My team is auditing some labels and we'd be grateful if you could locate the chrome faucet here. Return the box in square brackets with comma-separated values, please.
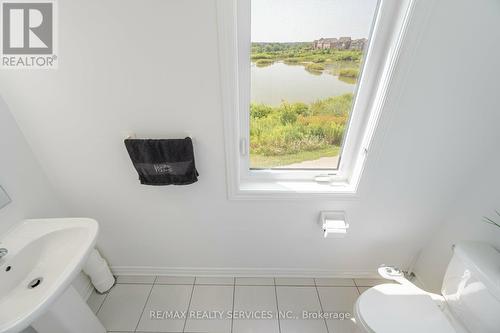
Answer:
[0, 248, 7, 259]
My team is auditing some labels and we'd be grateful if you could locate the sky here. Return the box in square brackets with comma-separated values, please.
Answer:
[251, 0, 379, 42]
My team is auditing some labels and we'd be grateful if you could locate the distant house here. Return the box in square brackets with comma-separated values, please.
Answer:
[313, 37, 367, 51]
[313, 38, 337, 49]
[350, 38, 368, 50]
[336, 37, 352, 49]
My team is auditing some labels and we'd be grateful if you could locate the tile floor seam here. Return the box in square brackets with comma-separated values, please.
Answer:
[314, 279, 330, 333]
[273, 277, 282, 333]
[133, 283, 155, 333]
[182, 277, 196, 333]
[95, 289, 110, 315]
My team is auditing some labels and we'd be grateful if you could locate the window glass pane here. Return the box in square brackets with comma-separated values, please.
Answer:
[250, 0, 378, 169]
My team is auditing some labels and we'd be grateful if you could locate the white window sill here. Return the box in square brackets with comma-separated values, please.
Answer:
[229, 179, 359, 200]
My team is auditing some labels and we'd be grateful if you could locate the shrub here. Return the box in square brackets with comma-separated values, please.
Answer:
[255, 59, 274, 67]
[312, 57, 326, 63]
[310, 93, 353, 116]
[334, 50, 362, 61]
[305, 63, 325, 73]
[251, 104, 273, 119]
[251, 53, 273, 60]
[279, 104, 298, 125]
[282, 102, 308, 115]
[339, 68, 359, 78]
[283, 58, 300, 65]
[249, 94, 354, 156]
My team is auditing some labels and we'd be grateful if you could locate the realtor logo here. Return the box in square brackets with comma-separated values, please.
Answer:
[1, 0, 57, 68]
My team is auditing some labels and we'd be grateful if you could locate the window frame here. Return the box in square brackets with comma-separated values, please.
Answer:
[217, 0, 416, 199]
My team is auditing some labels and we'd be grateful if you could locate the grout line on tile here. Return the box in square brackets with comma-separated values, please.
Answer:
[133, 283, 155, 333]
[95, 288, 110, 316]
[274, 278, 282, 333]
[182, 277, 196, 333]
[314, 279, 330, 333]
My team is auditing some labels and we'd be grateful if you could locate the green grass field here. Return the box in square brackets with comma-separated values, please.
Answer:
[250, 146, 340, 168]
[249, 94, 352, 168]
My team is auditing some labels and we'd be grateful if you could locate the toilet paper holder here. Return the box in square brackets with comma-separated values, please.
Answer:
[319, 211, 349, 238]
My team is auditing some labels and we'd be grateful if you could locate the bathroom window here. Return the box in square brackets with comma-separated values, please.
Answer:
[217, 0, 414, 198]
[249, 0, 377, 171]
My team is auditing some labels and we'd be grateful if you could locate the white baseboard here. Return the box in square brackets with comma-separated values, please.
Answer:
[110, 266, 380, 279]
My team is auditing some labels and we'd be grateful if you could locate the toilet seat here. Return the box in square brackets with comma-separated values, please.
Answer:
[354, 284, 458, 333]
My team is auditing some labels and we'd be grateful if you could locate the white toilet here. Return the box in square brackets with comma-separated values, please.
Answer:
[354, 241, 500, 333]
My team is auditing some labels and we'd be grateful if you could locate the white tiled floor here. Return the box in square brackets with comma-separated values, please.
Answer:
[184, 285, 234, 332]
[137, 284, 193, 332]
[88, 275, 391, 333]
[276, 286, 327, 333]
[317, 287, 360, 333]
[97, 284, 152, 331]
[233, 285, 279, 333]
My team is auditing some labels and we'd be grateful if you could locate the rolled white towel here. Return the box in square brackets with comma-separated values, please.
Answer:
[83, 249, 115, 293]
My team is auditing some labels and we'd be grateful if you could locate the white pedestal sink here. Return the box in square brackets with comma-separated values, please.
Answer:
[0, 218, 106, 333]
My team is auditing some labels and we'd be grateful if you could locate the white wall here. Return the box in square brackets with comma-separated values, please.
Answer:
[415, 157, 500, 292]
[0, 0, 498, 277]
[412, 0, 500, 292]
[0, 96, 64, 234]
[0, 96, 92, 332]
[0, 96, 67, 333]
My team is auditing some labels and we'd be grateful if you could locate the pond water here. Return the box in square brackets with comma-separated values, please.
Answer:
[251, 62, 355, 106]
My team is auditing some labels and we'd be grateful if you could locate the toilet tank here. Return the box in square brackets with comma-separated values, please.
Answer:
[441, 241, 500, 333]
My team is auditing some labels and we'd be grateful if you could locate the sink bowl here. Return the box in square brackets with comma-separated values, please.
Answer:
[0, 218, 99, 333]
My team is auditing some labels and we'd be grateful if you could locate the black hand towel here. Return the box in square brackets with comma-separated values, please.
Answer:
[124, 138, 199, 185]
